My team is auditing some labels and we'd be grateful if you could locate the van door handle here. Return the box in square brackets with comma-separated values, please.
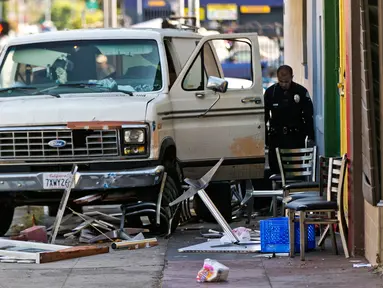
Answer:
[241, 96, 262, 104]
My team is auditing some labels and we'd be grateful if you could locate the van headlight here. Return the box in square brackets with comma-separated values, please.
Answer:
[124, 129, 145, 144]
[122, 128, 147, 157]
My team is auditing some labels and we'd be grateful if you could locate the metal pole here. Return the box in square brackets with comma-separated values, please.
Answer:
[103, 0, 110, 27]
[187, 0, 194, 26]
[179, 0, 184, 16]
[137, 0, 143, 23]
[45, 0, 51, 22]
[194, 0, 200, 27]
[111, 0, 117, 27]
[18, 0, 24, 27]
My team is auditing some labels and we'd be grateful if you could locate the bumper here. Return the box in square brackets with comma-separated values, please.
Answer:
[0, 165, 165, 192]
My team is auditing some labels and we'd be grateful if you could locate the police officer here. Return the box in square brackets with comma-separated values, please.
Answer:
[264, 65, 315, 174]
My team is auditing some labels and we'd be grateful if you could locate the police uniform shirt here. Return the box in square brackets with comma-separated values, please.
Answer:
[264, 82, 314, 146]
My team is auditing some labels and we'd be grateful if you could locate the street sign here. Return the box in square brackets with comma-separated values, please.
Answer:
[86, 0, 99, 10]
[206, 4, 238, 21]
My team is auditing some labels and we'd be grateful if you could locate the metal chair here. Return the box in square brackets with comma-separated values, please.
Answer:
[272, 146, 318, 214]
[241, 146, 318, 220]
[286, 154, 349, 261]
[281, 155, 330, 206]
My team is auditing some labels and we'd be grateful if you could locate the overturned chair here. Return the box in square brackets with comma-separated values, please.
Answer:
[286, 154, 349, 261]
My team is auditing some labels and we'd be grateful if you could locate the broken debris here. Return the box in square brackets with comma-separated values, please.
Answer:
[0, 238, 108, 264]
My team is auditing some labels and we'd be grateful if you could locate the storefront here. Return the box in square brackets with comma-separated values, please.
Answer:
[124, 0, 283, 36]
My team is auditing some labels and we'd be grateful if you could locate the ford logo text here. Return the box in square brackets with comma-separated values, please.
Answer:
[48, 139, 67, 148]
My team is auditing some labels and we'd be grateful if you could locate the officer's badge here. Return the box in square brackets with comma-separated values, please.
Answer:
[294, 94, 300, 103]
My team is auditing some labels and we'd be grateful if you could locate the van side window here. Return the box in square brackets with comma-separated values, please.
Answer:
[182, 42, 221, 91]
[164, 39, 177, 88]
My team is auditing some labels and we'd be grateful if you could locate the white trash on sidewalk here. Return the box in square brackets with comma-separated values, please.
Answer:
[196, 258, 229, 283]
[220, 226, 251, 244]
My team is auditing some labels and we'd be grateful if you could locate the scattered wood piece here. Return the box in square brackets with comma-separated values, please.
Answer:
[0, 239, 70, 263]
[39, 246, 109, 264]
[111, 238, 158, 250]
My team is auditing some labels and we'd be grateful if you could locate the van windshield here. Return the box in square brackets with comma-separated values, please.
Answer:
[0, 39, 162, 96]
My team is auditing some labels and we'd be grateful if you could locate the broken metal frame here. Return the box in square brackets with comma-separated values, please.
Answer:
[240, 179, 284, 223]
[171, 158, 260, 246]
[49, 164, 78, 244]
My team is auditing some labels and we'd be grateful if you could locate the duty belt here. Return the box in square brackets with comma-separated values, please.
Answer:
[270, 126, 300, 135]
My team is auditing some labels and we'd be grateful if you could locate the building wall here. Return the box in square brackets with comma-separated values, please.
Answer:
[283, 0, 304, 84]
[339, 0, 349, 224]
[358, 0, 383, 265]
[364, 201, 382, 264]
[283, 0, 326, 158]
[323, 0, 340, 157]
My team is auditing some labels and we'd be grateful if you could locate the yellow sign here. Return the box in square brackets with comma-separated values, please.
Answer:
[184, 7, 205, 21]
[148, 0, 166, 7]
[206, 3, 238, 20]
[240, 5, 271, 14]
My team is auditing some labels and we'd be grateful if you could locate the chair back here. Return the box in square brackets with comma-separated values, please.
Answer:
[276, 146, 318, 186]
[326, 154, 348, 205]
[318, 156, 331, 196]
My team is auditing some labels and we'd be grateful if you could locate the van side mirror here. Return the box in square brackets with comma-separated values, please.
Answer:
[206, 76, 228, 93]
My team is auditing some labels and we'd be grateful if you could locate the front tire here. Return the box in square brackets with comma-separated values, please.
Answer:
[161, 160, 183, 234]
[0, 201, 15, 236]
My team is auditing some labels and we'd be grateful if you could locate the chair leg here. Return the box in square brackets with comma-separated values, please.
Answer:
[272, 196, 278, 217]
[328, 212, 338, 255]
[337, 211, 350, 258]
[288, 209, 295, 258]
[318, 224, 330, 249]
[299, 211, 306, 261]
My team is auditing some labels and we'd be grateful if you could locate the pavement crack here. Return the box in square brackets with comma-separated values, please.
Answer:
[261, 259, 273, 288]
[60, 258, 80, 288]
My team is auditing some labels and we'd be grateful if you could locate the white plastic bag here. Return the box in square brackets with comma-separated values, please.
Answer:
[196, 258, 229, 283]
[220, 227, 251, 244]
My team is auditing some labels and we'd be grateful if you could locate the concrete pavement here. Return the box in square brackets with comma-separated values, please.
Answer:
[0, 239, 167, 288]
[0, 207, 382, 288]
[162, 222, 383, 288]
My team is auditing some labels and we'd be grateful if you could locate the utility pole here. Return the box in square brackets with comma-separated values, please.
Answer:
[187, 0, 199, 27]
[137, 0, 143, 23]
[111, 0, 117, 27]
[179, 0, 184, 19]
[17, 0, 25, 26]
[45, 0, 51, 22]
[103, 0, 110, 27]
[194, 0, 200, 27]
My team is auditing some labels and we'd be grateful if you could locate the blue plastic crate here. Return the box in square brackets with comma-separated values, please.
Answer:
[260, 217, 316, 253]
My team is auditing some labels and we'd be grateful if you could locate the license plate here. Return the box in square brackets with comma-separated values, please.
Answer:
[42, 173, 73, 190]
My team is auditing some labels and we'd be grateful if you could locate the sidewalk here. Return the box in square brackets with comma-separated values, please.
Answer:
[163, 225, 382, 288]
